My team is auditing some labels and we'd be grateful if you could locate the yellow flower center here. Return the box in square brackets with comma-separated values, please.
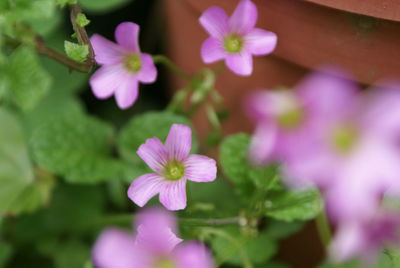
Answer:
[224, 35, 244, 54]
[124, 53, 142, 73]
[154, 257, 176, 268]
[330, 124, 358, 154]
[277, 108, 304, 129]
[164, 161, 185, 181]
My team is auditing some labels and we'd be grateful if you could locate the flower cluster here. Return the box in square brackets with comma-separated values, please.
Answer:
[246, 67, 400, 262]
[92, 208, 214, 268]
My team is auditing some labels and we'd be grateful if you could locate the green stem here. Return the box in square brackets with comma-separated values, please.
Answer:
[316, 211, 332, 247]
[180, 217, 239, 226]
[153, 55, 192, 81]
[76, 214, 240, 230]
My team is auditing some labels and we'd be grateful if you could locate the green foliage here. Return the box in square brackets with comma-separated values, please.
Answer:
[64, 41, 89, 62]
[0, 240, 12, 267]
[212, 229, 277, 266]
[266, 188, 323, 222]
[220, 133, 277, 196]
[0, 108, 34, 215]
[56, 0, 77, 7]
[75, 13, 90, 27]
[31, 112, 125, 184]
[79, 0, 133, 13]
[6, 47, 51, 110]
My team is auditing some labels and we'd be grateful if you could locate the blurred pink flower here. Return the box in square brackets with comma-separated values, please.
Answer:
[90, 22, 157, 109]
[92, 208, 214, 268]
[128, 124, 217, 210]
[199, 0, 277, 76]
[247, 69, 400, 262]
[330, 213, 399, 263]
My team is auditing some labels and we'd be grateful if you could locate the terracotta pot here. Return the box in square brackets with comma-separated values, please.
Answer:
[163, 0, 400, 267]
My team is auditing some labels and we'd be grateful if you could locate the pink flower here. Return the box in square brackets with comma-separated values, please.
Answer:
[92, 208, 215, 268]
[330, 213, 399, 263]
[199, 0, 277, 76]
[128, 124, 217, 210]
[90, 22, 157, 109]
[246, 68, 356, 175]
[247, 68, 400, 262]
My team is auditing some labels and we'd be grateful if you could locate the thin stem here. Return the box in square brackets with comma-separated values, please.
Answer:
[180, 217, 239, 227]
[70, 4, 95, 68]
[153, 55, 192, 81]
[316, 210, 332, 247]
[3, 4, 95, 73]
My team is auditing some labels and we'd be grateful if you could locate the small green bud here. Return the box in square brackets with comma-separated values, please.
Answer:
[64, 41, 89, 62]
[76, 13, 90, 27]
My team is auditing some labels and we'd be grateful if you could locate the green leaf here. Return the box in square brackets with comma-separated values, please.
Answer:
[75, 13, 90, 27]
[57, 0, 77, 7]
[220, 133, 277, 196]
[211, 227, 277, 266]
[64, 41, 89, 62]
[117, 111, 194, 181]
[31, 113, 125, 184]
[7, 47, 51, 110]
[8, 0, 56, 21]
[79, 0, 133, 13]
[266, 188, 323, 221]
[0, 108, 34, 215]
[0, 240, 12, 267]
[52, 239, 90, 268]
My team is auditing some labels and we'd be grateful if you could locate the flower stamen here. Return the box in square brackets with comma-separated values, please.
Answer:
[164, 161, 185, 181]
[224, 35, 244, 54]
[124, 53, 142, 73]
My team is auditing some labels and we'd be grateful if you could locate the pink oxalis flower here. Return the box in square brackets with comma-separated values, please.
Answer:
[246, 68, 400, 262]
[92, 208, 214, 268]
[330, 213, 399, 263]
[128, 124, 217, 210]
[199, 0, 277, 76]
[90, 22, 157, 109]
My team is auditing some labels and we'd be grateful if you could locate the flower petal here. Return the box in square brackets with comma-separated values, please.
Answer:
[115, 76, 139, 109]
[137, 138, 169, 173]
[296, 67, 358, 120]
[173, 242, 215, 268]
[165, 124, 192, 161]
[137, 53, 157, 83]
[229, 0, 258, 35]
[249, 123, 277, 165]
[135, 224, 182, 255]
[115, 22, 140, 53]
[92, 228, 138, 268]
[159, 179, 187, 211]
[201, 37, 226, 63]
[184, 154, 217, 182]
[245, 28, 277, 55]
[89, 65, 128, 99]
[90, 34, 124, 65]
[199, 6, 229, 38]
[225, 52, 253, 76]
[127, 173, 165, 207]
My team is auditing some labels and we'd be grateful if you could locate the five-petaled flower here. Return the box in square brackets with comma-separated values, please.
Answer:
[92, 208, 214, 268]
[90, 22, 157, 109]
[128, 124, 217, 210]
[199, 0, 277, 76]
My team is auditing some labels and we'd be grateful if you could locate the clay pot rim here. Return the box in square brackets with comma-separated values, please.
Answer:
[305, 0, 400, 22]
